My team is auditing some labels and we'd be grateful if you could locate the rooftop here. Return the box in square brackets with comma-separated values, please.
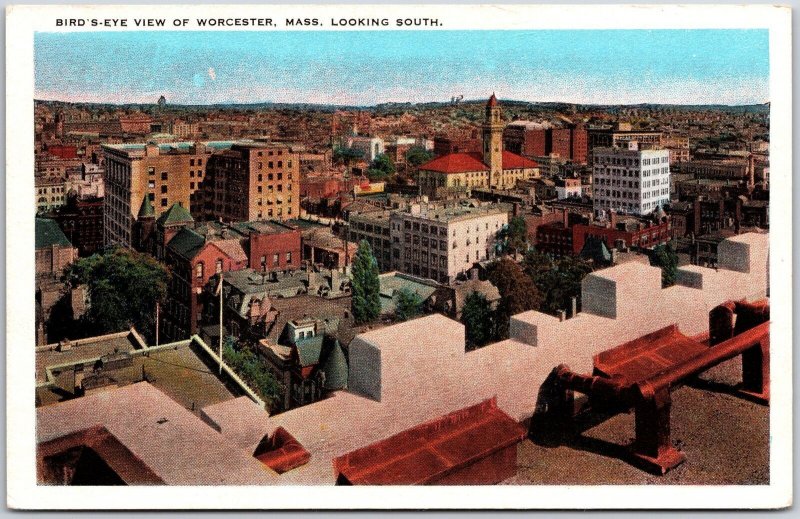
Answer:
[419, 151, 538, 174]
[35, 218, 72, 249]
[37, 383, 279, 485]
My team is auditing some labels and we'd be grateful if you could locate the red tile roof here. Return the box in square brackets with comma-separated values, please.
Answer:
[419, 151, 538, 174]
[487, 93, 498, 107]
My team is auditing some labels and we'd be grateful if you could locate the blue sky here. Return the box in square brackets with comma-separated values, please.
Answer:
[35, 30, 769, 106]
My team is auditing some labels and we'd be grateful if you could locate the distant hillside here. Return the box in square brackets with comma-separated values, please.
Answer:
[34, 98, 770, 115]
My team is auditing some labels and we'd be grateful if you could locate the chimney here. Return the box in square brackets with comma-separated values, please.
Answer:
[609, 209, 618, 230]
[558, 310, 566, 322]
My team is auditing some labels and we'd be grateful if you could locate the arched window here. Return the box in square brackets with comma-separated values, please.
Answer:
[196, 262, 204, 279]
[216, 259, 223, 274]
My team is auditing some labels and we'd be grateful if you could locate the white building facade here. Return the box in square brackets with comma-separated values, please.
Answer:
[592, 146, 670, 217]
[389, 203, 507, 284]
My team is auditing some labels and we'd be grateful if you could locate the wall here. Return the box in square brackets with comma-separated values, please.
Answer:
[49, 231, 764, 485]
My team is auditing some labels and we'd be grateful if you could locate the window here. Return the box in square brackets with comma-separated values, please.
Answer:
[215, 259, 223, 274]
[190, 159, 195, 166]
[161, 172, 168, 180]
[286, 252, 292, 264]
[148, 180, 155, 189]
[198, 159, 202, 166]
[161, 185, 168, 194]
[148, 167, 155, 176]
[190, 182, 195, 189]
[260, 256, 267, 271]
[161, 198, 168, 207]
[273, 253, 279, 266]
[196, 263, 204, 279]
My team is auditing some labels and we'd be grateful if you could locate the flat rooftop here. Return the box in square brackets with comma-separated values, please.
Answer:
[37, 339, 238, 411]
[504, 357, 768, 485]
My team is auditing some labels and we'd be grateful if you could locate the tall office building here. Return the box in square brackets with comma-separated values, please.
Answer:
[592, 145, 671, 217]
[200, 141, 300, 223]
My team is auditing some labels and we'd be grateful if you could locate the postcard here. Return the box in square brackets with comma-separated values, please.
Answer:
[6, 3, 792, 510]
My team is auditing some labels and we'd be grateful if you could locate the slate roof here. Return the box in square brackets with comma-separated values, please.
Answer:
[579, 236, 612, 264]
[157, 203, 193, 225]
[137, 195, 155, 218]
[295, 335, 325, 368]
[35, 218, 72, 249]
[321, 340, 348, 390]
[167, 227, 206, 259]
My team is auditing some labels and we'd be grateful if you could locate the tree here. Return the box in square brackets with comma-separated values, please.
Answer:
[461, 291, 493, 350]
[523, 249, 593, 316]
[366, 154, 396, 181]
[222, 336, 284, 413]
[332, 146, 364, 166]
[64, 247, 169, 342]
[351, 240, 381, 324]
[503, 216, 529, 256]
[488, 257, 542, 339]
[395, 288, 423, 321]
[405, 146, 434, 168]
[650, 243, 679, 288]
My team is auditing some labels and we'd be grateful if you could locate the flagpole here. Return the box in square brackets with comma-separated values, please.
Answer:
[219, 272, 223, 375]
[155, 302, 159, 347]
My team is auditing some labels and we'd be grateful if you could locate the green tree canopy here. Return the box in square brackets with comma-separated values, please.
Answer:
[395, 288, 423, 321]
[488, 257, 542, 339]
[64, 247, 169, 341]
[222, 336, 284, 413]
[366, 154, 396, 181]
[351, 240, 381, 324]
[404, 146, 434, 168]
[461, 291, 494, 350]
[650, 243, 679, 288]
[502, 216, 529, 256]
[333, 146, 365, 165]
[523, 249, 593, 316]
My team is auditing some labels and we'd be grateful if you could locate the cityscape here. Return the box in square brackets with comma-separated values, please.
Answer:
[32, 28, 771, 487]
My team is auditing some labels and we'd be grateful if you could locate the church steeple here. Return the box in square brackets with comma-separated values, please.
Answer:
[482, 94, 503, 188]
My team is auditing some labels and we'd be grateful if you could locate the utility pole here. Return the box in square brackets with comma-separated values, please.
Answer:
[218, 272, 224, 375]
[155, 302, 159, 347]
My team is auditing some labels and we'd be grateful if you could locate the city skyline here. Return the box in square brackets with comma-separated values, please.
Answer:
[35, 29, 769, 106]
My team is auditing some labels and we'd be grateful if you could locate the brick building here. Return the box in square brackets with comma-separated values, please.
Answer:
[536, 213, 671, 257]
[159, 207, 301, 341]
[503, 122, 587, 164]
[102, 141, 223, 248]
[200, 141, 300, 223]
[418, 96, 539, 200]
[53, 195, 104, 257]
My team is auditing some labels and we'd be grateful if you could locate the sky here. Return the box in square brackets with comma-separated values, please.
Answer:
[34, 30, 769, 106]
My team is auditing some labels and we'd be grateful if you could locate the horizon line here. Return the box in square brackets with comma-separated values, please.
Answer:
[34, 97, 771, 109]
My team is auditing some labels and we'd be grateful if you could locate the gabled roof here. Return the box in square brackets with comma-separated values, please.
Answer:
[295, 335, 325, 368]
[579, 236, 612, 264]
[35, 218, 72, 249]
[157, 203, 193, 225]
[166, 227, 206, 260]
[210, 239, 247, 263]
[419, 151, 539, 174]
[138, 195, 155, 218]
